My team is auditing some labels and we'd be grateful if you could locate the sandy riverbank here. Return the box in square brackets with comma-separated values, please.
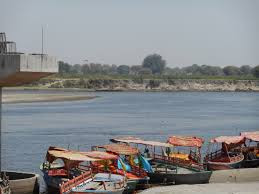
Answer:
[140, 182, 259, 194]
[29, 78, 259, 92]
[2, 93, 97, 104]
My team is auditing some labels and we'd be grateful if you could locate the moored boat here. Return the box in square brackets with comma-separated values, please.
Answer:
[82, 150, 137, 194]
[60, 172, 126, 194]
[240, 131, 259, 168]
[111, 136, 204, 170]
[204, 136, 245, 170]
[110, 136, 210, 185]
[167, 135, 204, 168]
[40, 146, 99, 193]
[147, 162, 211, 185]
[92, 144, 150, 191]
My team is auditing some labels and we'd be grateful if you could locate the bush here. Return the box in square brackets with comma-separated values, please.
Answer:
[149, 80, 161, 89]
[253, 66, 259, 78]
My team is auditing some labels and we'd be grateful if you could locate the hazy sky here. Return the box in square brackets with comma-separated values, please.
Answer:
[1, 0, 258, 67]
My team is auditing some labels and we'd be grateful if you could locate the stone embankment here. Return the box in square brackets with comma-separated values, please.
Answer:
[31, 79, 259, 92]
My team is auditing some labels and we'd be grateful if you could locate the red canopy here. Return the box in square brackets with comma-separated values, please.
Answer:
[168, 136, 204, 148]
[82, 151, 118, 160]
[241, 131, 259, 142]
[46, 146, 100, 163]
[111, 136, 174, 148]
[210, 136, 245, 145]
[96, 144, 139, 155]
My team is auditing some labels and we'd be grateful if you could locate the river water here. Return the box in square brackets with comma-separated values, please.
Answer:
[2, 91, 259, 191]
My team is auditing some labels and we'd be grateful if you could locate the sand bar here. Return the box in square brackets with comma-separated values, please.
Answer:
[2, 93, 96, 104]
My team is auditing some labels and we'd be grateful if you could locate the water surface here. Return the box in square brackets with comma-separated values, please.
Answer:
[2, 91, 259, 191]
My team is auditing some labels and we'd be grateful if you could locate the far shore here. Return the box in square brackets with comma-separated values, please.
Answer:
[4, 78, 259, 92]
[2, 92, 97, 104]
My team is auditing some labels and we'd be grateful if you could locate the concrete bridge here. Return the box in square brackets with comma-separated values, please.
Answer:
[0, 54, 58, 87]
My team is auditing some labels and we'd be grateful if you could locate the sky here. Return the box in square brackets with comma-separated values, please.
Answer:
[1, 0, 258, 67]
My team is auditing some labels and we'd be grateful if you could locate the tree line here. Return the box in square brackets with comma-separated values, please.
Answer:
[59, 54, 259, 78]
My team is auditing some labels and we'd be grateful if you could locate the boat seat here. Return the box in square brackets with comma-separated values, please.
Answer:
[80, 181, 102, 190]
[170, 153, 190, 161]
[48, 169, 68, 177]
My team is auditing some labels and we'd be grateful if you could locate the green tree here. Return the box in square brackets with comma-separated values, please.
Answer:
[58, 61, 71, 74]
[183, 64, 202, 75]
[117, 65, 130, 75]
[138, 67, 152, 75]
[81, 64, 90, 74]
[200, 65, 223, 76]
[142, 54, 166, 74]
[253, 65, 259, 78]
[223, 66, 241, 76]
[130, 65, 142, 75]
[240, 65, 251, 75]
[70, 64, 82, 74]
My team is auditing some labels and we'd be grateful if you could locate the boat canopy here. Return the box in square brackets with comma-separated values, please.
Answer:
[96, 144, 139, 155]
[46, 147, 100, 163]
[111, 136, 174, 148]
[210, 136, 245, 145]
[241, 131, 259, 142]
[167, 136, 204, 148]
[82, 151, 118, 160]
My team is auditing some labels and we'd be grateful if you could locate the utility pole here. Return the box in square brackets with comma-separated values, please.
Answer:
[0, 87, 2, 175]
[41, 26, 44, 68]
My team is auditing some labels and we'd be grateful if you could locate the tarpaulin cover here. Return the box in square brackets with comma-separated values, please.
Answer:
[138, 155, 153, 173]
[168, 136, 204, 148]
[82, 151, 118, 160]
[46, 147, 100, 163]
[241, 131, 259, 142]
[97, 144, 139, 155]
[111, 136, 174, 147]
[210, 136, 245, 145]
[117, 158, 131, 172]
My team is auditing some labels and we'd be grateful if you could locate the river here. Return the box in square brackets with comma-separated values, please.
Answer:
[2, 91, 259, 191]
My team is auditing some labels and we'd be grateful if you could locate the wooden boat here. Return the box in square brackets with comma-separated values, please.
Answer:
[111, 136, 204, 170]
[166, 136, 204, 168]
[81, 150, 138, 194]
[110, 136, 210, 185]
[205, 136, 245, 171]
[92, 144, 150, 191]
[240, 131, 259, 168]
[148, 162, 211, 185]
[60, 172, 126, 194]
[40, 146, 100, 192]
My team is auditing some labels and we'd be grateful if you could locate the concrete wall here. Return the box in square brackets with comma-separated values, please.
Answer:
[0, 54, 20, 79]
[0, 54, 58, 87]
[20, 54, 58, 73]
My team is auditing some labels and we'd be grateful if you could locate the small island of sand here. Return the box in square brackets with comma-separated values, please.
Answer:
[2, 91, 97, 104]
